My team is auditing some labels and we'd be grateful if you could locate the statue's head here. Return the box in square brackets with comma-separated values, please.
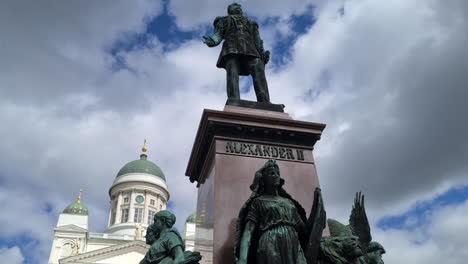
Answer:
[321, 219, 364, 263]
[366, 241, 385, 264]
[250, 159, 285, 194]
[145, 224, 156, 245]
[342, 236, 363, 258]
[227, 3, 243, 15]
[320, 236, 363, 264]
[153, 210, 176, 231]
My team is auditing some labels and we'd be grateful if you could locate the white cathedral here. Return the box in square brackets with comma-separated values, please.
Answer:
[48, 143, 197, 264]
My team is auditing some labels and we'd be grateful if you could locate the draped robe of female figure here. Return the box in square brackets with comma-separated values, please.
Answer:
[235, 161, 310, 264]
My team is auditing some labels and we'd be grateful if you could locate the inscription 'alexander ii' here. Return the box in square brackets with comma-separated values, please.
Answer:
[225, 141, 305, 161]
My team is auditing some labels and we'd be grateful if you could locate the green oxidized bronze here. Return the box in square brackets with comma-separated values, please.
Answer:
[318, 193, 385, 264]
[203, 3, 271, 104]
[235, 159, 327, 264]
[140, 210, 202, 264]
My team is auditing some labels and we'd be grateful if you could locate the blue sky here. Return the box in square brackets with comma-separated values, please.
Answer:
[109, 1, 317, 73]
[1, 0, 468, 263]
[378, 185, 468, 233]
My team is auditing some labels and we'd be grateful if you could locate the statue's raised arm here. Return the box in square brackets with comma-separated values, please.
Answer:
[202, 16, 225, 47]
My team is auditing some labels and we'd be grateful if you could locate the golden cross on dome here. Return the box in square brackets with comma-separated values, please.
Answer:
[77, 189, 83, 203]
[142, 139, 148, 153]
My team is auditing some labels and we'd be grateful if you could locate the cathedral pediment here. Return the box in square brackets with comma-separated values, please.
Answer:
[59, 240, 149, 264]
[55, 224, 88, 233]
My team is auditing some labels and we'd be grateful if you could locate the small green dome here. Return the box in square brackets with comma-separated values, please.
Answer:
[116, 154, 166, 181]
[63, 200, 89, 215]
[186, 212, 196, 223]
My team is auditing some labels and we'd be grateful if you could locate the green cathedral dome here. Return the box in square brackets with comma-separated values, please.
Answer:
[63, 192, 89, 215]
[186, 212, 196, 223]
[116, 154, 166, 181]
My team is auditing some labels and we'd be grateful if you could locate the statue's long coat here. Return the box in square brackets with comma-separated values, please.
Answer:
[212, 15, 264, 75]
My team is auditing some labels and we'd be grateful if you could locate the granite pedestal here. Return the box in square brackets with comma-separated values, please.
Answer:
[186, 106, 326, 264]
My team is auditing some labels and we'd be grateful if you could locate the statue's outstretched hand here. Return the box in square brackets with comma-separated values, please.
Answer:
[263, 50, 270, 65]
[203, 36, 216, 47]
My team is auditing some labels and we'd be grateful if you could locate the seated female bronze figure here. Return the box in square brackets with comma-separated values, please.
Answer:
[235, 159, 326, 264]
[140, 210, 201, 264]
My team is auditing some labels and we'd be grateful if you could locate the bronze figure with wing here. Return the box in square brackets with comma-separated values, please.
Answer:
[235, 159, 327, 264]
[349, 192, 385, 264]
[318, 192, 385, 264]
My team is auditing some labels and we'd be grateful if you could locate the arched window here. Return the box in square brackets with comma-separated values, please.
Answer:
[60, 243, 72, 258]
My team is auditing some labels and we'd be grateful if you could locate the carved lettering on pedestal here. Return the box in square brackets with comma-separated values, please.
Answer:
[224, 141, 308, 162]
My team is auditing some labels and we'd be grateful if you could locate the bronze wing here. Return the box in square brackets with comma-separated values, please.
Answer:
[349, 192, 372, 249]
[305, 187, 327, 264]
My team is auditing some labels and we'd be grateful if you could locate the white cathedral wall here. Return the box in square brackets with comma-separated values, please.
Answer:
[57, 214, 88, 230]
[95, 251, 145, 264]
[85, 235, 133, 252]
[48, 233, 87, 264]
[184, 222, 196, 251]
[85, 243, 111, 252]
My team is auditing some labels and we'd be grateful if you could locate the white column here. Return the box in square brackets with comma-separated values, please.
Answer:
[129, 189, 136, 223]
[160, 193, 166, 210]
[143, 190, 149, 225]
[156, 194, 161, 212]
[115, 191, 122, 224]
[106, 199, 113, 227]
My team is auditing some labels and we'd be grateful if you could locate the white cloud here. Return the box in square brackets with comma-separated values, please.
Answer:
[0, 247, 24, 264]
[0, 0, 163, 106]
[265, 0, 468, 217]
[168, 0, 318, 31]
[0, 184, 55, 262]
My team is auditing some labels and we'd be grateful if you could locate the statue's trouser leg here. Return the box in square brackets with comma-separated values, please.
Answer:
[248, 57, 270, 103]
[225, 56, 240, 100]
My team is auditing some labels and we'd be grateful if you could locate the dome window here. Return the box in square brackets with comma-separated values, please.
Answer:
[121, 209, 129, 223]
[148, 210, 156, 224]
[134, 208, 143, 223]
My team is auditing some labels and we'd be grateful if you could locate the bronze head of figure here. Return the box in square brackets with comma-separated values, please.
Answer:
[249, 159, 285, 194]
[227, 3, 243, 15]
[366, 242, 385, 264]
[153, 210, 176, 232]
[319, 236, 363, 264]
[145, 224, 157, 245]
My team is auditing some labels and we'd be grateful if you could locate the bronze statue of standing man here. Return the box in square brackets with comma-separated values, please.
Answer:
[203, 3, 271, 104]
